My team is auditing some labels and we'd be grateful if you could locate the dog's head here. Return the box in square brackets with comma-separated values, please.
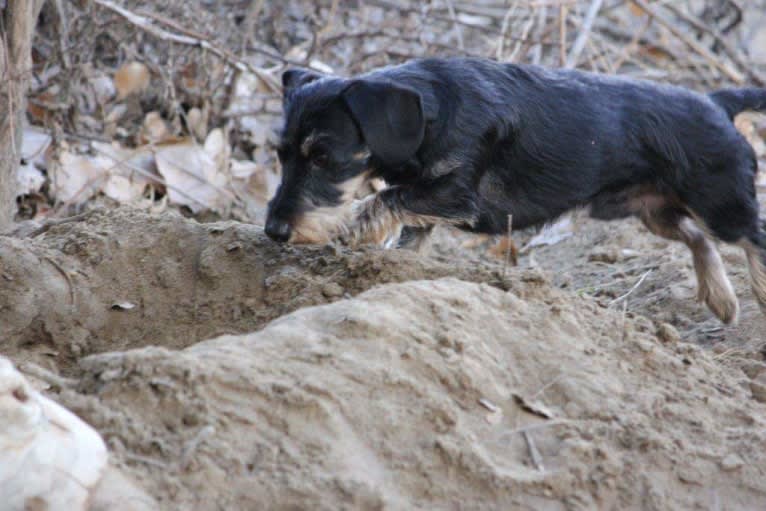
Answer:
[264, 68, 425, 243]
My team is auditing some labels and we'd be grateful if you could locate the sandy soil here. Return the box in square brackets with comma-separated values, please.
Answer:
[3, 208, 766, 510]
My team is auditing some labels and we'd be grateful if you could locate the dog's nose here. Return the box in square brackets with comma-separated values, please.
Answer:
[265, 218, 292, 243]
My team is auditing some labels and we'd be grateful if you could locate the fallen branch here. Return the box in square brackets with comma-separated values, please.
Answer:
[91, 0, 281, 92]
[631, 0, 745, 84]
[610, 269, 653, 307]
[565, 0, 604, 69]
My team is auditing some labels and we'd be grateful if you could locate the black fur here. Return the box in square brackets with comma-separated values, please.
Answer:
[269, 57, 765, 241]
[266, 57, 766, 321]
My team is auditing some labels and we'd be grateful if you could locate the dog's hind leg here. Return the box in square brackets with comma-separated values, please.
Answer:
[640, 206, 739, 324]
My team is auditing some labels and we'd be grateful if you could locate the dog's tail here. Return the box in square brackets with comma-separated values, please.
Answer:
[709, 87, 766, 120]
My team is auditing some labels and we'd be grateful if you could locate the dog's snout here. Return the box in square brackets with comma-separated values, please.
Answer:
[265, 217, 292, 243]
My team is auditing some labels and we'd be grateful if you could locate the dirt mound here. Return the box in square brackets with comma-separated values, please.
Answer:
[1, 208, 507, 371]
[4, 209, 766, 510]
[53, 278, 766, 510]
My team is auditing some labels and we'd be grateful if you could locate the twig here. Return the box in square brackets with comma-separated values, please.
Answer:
[631, 0, 744, 84]
[443, 0, 464, 51]
[179, 425, 215, 472]
[19, 362, 77, 389]
[91, 0, 280, 92]
[531, 373, 566, 399]
[497, 0, 521, 60]
[501, 419, 571, 439]
[29, 210, 92, 237]
[123, 452, 170, 470]
[523, 431, 545, 471]
[559, 4, 568, 66]
[610, 269, 652, 306]
[52, 0, 71, 69]
[565, 0, 604, 69]
[43, 255, 75, 308]
[612, 16, 651, 71]
[532, 5, 548, 65]
[661, 2, 766, 87]
[508, 7, 538, 63]
[503, 214, 517, 278]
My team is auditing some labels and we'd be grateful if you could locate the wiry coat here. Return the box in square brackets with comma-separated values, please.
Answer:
[266, 57, 766, 324]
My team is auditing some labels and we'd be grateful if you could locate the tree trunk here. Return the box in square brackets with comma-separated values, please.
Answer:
[0, 0, 44, 231]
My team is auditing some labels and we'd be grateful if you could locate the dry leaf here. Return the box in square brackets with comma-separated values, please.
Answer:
[154, 130, 232, 213]
[114, 61, 150, 100]
[48, 142, 154, 204]
[50, 149, 110, 203]
[90, 73, 116, 105]
[139, 112, 173, 145]
[521, 216, 573, 253]
[628, 1, 645, 16]
[186, 107, 208, 141]
[92, 142, 155, 203]
[110, 301, 136, 311]
[17, 126, 51, 196]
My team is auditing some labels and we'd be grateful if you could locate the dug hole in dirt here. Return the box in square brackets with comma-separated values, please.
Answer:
[3, 208, 766, 510]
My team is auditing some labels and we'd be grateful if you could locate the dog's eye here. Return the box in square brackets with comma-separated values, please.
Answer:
[311, 151, 329, 169]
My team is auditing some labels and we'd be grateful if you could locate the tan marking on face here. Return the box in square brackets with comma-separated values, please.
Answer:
[289, 173, 370, 244]
[337, 173, 369, 202]
[290, 204, 353, 244]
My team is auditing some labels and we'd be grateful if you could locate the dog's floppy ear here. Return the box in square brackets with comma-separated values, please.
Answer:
[341, 80, 425, 166]
[282, 68, 322, 93]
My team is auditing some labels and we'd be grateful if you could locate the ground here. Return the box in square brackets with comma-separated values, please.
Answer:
[6, 2, 766, 507]
[3, 204, 766, 510]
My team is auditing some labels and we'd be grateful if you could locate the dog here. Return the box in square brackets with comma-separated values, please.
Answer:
[265, 57, 766, 324]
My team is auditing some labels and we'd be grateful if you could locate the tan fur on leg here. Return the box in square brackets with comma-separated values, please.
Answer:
[345, 192, 464, 248]
[640, 207, 739, 324]
[678, 219, 739, 324]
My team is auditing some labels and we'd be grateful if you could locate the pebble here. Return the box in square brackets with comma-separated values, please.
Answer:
[740, 361, 766, 380]
[720, 453, 744, 471]
[749, 380, 766, 403]
[588, 248, 620, 264]
[321, 282, 345, 298]
[656, 323, 681, 344]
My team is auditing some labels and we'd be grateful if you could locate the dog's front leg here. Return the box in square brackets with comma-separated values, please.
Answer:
[344, 177, 478, 247]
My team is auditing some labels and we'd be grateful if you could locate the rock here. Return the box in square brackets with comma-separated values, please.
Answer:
[656, 323, 681, 344]
[0, 357, 108, 511]
[750, 380, 766, 403]
[321, 282, 345, 298]
[740, 361, 766, 380]
[588, 247, 620, 264]
[720, 453, 745, 471]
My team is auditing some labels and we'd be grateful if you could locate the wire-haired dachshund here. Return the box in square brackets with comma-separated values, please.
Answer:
[265, 57, 766, 324]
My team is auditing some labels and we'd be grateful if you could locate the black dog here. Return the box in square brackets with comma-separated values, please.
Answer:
[265, 57, 766, 324]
